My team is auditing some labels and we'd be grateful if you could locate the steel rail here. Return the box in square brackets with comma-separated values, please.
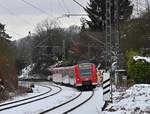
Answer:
[39, 91, 82, 114]
[40, 90, 94, 114]
[0, 85, 52, 107]
[63, 90, 94, 114]
[0, 85, 62, 111]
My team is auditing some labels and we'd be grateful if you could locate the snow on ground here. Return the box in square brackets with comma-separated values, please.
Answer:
[0, 84, 50, 105]
[102, 84, 150, 114]
[0, 83, 79, 114]
[0, 81, 105, 114]
[70, 86, 105, 114]
[2, 81, 150, 114]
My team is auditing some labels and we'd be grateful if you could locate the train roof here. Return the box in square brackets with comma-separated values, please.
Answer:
[77, 60, 90, 64]
[51, 65, 75, 71]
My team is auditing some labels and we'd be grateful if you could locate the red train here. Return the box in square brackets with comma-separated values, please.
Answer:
[51, 63, 98, 89]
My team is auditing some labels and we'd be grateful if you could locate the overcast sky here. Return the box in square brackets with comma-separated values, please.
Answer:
[0, 0, 148, 40]
[0, 0, 89, 40]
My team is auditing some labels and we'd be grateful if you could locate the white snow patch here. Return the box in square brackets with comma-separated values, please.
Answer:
[133, 56, 150, 63]
[19, 64, 35, 80]
[102, 84, 150, 114]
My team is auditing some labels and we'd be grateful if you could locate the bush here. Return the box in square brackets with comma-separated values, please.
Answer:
[127, 51, 150, 83]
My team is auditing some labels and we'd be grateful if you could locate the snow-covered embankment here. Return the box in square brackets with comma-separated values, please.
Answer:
[103, 84, 150, 114]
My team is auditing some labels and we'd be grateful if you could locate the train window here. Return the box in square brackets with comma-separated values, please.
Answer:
[78, 63, 93, 78]
[78, 63, 92, 78]
[79, 68, 92, 78]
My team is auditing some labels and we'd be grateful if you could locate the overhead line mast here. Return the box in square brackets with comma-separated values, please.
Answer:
[105, 0, 113, 103]
[114, 0, 120, 69]
[105, 0, 112, 69]
[72, 0, 112, 68]
[145, 0, 150, 12]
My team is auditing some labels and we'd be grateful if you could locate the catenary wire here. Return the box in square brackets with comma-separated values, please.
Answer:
[21, 0, 50, 16]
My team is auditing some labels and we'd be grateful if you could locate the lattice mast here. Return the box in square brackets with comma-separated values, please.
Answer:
[114, 0, 120, 69]
[105, 0, 112, 69]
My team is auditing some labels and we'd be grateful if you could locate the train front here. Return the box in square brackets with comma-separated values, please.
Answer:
[75, 63, 97, 89]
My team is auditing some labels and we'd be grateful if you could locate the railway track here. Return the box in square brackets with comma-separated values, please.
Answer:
[0, 84, 62, 112]
[0, 85, 52, 107]
[63, 91, 94, 114]
[39, 90, 94, 114]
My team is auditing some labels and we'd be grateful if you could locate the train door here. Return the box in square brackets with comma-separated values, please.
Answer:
[62, 69, 67, 84]
[69, 68, 75, 86]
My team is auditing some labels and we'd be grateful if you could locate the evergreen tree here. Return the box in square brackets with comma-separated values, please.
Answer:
[85, 0, 133, 31]
[0, 23, 11, 39]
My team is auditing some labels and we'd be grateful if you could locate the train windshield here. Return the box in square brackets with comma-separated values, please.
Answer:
[79, 64, 92, 78]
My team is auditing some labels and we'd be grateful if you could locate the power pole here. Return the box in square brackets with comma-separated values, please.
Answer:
[114, 0, 120, 69]
[105, 0, 113, 103]
[88, 43, 90, 59]
[105, 0, 112, 69]
[136, 0, 140, 16]
[62, 40, 66, 61]
[145, 0, 150, 12]
[28, 31, 33, 81]
[28, 31, 32, 66]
